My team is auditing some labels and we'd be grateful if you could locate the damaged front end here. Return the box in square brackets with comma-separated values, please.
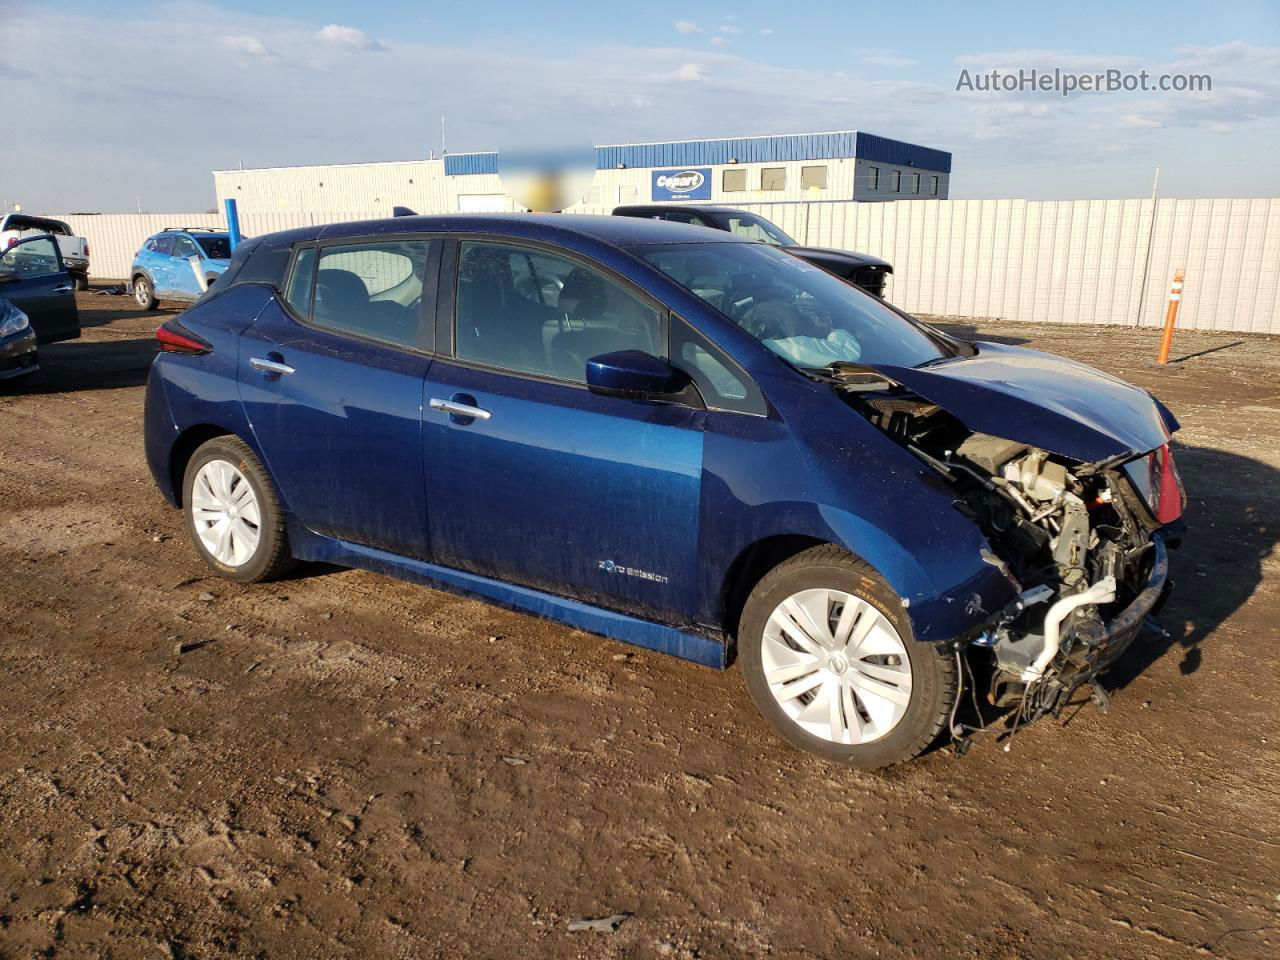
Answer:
[827, 344, 1186, 730]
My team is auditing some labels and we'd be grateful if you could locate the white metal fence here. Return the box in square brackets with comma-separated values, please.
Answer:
[48, 197, 1280, 334]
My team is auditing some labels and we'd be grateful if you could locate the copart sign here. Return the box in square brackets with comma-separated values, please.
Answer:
[651, 167, 712, 201]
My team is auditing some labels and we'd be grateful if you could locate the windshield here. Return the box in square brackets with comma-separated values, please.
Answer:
[196, 236, 232, 259]
[709, 212, 794, 246]
[633, 242, 955, 370]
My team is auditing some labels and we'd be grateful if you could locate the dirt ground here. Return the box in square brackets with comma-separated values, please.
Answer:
[1, 289, 1277, 960]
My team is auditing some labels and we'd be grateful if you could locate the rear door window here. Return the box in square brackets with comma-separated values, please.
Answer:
[310, 240, 434, 350]
[153, 236, 174, 256]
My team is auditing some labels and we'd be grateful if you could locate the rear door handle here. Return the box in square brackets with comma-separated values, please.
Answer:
[249, 356, 296, 376]
[53, 284, 73, 293]
[429, 397, 491, 421]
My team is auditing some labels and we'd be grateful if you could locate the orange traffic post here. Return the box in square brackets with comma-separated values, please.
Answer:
[1155, 269, 1184, 365]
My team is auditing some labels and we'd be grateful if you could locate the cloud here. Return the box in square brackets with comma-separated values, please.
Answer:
[758, 27, 775, 35]
[317, 24, 387, 52]
[2, 3, 1277, 210]
[220, 34, 276, 60]
[710, 36, 730, 48]
[674, 20, 700, 34]
[718, 24, 741, 35]
[955, 48, 1140, 71]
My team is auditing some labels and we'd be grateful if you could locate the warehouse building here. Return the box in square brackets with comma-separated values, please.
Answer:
[212, 130, 951, 216]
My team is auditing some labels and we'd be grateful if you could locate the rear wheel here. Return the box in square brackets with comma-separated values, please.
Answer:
[134, 275, 158, 310]
[183, 437, 296, 583]
[74, 272, 90, 291]
[739, 545, 956, 768]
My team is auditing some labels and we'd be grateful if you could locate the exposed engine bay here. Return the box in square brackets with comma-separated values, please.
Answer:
[828, 364, 1183, 732]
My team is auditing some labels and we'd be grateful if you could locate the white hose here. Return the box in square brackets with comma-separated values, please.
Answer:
[1021, 576, 1116, 681]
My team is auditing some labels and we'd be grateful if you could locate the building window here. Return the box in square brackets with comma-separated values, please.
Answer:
[723, 168, 747, 192]
[930, 176, 940, 196]
[890, 170, 901, 193]
[911, 173, 921, 194]
[800, 165, 827, 190]
[618, 184, 638, 204]
[867, 166, 879, 191]
[761, 167, 786, 191]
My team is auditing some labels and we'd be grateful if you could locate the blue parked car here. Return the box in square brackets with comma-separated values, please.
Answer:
[131, 228, 233, 309]
[143, 215, 1184, 767]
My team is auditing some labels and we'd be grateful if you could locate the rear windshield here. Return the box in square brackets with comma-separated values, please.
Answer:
[631, 241, 955, 370]
[196, 236, 232, 259]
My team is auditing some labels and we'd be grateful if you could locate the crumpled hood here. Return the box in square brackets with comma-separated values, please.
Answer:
[868, 341, 1173, 463]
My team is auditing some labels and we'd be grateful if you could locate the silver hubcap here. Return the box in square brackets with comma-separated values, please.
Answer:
[191, 460, 261, 567]
[762, 588, 913, 745]
[135, 279, 149, 304]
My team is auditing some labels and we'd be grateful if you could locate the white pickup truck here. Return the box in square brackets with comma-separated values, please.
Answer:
[1, 214, 90, 290]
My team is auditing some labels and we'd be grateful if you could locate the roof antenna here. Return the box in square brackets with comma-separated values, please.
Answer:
[441, 115, 447, 156]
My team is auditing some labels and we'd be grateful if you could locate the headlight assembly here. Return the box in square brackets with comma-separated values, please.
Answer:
[0, 302, 31, 337]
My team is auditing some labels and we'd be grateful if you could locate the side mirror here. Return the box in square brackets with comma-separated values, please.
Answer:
[0, 265, 16, 284]
[586, 350, 693, 402]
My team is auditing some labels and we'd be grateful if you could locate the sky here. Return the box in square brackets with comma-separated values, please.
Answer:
[3, 0, 1278, 212]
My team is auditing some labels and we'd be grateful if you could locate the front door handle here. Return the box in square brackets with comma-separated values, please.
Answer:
[249, 356, 296, 376]
[429, 397, 491, 422]
[53, 284, 74, 293]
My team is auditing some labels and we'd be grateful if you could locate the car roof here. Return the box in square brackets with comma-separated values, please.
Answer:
[254, 213, 748, 251]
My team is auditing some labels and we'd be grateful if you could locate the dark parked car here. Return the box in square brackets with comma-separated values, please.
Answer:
[612, 204, 893, 297]
[144, 214, 1183, 768]
[0, 234, 80, 361]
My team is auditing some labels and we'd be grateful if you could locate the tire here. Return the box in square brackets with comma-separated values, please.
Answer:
[182, 436, 296, 583]
[74, 272, 90, 292]
[739, 545, 956, 769]
[134, 275, 158, 310]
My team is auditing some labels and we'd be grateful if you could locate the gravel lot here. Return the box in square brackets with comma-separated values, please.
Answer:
[1, 290, 1277, 959]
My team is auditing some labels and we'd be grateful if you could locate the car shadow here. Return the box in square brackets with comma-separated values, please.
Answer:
[1103, 442, 1277, 689]
[1, 336, 157, 394]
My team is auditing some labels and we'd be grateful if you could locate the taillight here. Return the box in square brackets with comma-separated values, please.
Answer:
[84, 243, 90, 256]
[155, 321, 210, 355]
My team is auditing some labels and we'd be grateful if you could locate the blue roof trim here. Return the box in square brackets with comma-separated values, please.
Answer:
[444, 152, 498, 176]
[444, 132, 951, 176]
[855, 132, 951, 173]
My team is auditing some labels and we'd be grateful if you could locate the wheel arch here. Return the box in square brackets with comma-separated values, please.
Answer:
[168, 424, 240, 508]
[719, 534, 831, 642]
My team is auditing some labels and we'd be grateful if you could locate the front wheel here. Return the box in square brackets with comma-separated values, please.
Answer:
[134, 275, 158, 310]
[739, 545, 956, 769]
[183, 436, 296, 583]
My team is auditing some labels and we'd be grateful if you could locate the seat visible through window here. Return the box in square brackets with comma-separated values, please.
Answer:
[309, 241, 430, 349]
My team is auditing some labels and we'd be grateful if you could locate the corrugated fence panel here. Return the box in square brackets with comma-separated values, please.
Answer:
[45, 199, 1280, 333]
[46, 212, 386, 279]
[728, 196, 1280, 333]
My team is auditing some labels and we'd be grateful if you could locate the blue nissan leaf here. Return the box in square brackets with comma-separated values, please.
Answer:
[142, 215, 1185, 768]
